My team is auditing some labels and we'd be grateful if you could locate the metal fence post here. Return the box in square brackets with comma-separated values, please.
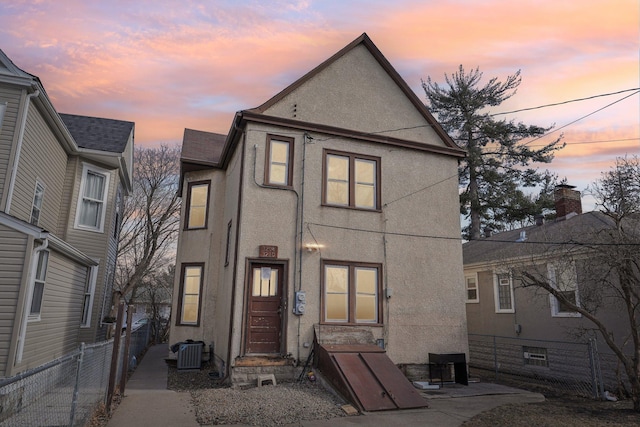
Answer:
[107, 303, 125, 413]
[69, 343, 85, 427]
[493, 335, 498, 380]
[590, 338, 605, 399]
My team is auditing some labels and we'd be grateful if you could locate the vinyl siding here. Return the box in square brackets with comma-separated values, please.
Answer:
[19, 251, 87, 370]
[8, 104, 67, 233]
[0, 224, 28, 375]
[0, 85, 23, 208]
[68, 165, 121, 344]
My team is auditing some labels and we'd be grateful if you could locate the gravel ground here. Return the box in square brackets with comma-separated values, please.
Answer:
[168, 363, 348, 426]
[167, 363, 640, 426]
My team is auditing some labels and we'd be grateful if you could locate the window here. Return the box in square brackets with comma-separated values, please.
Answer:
[494, 272, 514, 313]
[548, 263, 581, 317]
[178, 264, 204, 325]
[265, 135, 294, 186]
[185, 181, 210, 229]
[523, 346, 548, 367]
[75, 164, 110, 232]
[81, 266, 98, 327]
[29, 250, 49, 318]
[30, 181, 44, 226]
[322, 261, 382, 324]
[323, 149, 380, 210]
[225, 220, 232, 266]
[113, 187, 122, 239]
[465, 274, 479, 303]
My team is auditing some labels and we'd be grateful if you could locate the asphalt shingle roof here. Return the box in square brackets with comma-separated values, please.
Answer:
[462, 212, 616, 265]
[181, 128, 227, 165]
[59, 113, 134, 153]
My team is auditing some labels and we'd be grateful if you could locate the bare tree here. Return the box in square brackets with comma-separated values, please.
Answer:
[111, 145, 181, 320]
[519, 156, 640, 410]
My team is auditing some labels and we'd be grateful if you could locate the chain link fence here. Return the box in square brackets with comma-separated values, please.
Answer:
[468, 334, 604, 399]
[0, 321, 151, 427]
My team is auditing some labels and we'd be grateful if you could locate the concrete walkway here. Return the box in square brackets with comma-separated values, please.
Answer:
[107, 344, 544, 427]
[106, 344, 199, 427]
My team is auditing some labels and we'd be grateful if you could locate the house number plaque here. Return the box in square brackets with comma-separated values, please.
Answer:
[259, 245, 278, 258]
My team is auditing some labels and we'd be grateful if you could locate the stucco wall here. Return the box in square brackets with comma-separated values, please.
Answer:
[231, 119, 467, 365]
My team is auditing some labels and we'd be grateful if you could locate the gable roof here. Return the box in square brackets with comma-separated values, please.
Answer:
[248, 33, 460, 152]
[59, 113, 134, 154]
[463, 212, 617, 266]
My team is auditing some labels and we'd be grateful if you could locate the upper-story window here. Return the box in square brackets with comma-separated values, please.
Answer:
[465, 274, 479, 303]
[265, 135, 294, 187]
[30, 181, 45, 226]
[185, 181, 210, 230]
[323, 149, 380, 210]
[75, 163, 110, 233]
[494, 272, 514, 313]
[548, 263, 581, 318]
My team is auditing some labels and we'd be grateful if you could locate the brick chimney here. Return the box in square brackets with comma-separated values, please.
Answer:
[554, 184, 582, 218]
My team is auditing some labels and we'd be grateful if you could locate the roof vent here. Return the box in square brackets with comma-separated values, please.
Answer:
[516, 231, 527, 242]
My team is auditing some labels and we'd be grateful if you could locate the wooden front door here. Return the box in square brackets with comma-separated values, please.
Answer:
[246, 263, 284, 354]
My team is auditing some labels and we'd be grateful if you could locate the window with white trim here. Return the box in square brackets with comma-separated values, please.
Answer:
[75, 164, 110, 232]
[81, 266, 98, 327]
[465, 274, 479, 303]
[30, 181, 45, 226]
[523, 346, 548, 367]
[29, 250, 49, 319]
[548, 263, 581, 317]
[494, 272, 514, 313]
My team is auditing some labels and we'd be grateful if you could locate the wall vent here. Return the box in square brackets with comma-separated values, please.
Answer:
[177, 342, 203, 370]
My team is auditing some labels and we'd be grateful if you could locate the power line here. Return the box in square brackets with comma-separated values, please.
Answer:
[307, 222, 640, 247]
[490, 88, 640, 116]
[523, 90, 640, 146]
[527, 137, 640, 148]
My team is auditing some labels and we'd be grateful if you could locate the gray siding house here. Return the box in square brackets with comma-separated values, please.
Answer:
[463, 185, 633, 387]
[0, 50, 133, 377]
[170, 34, 469, 388]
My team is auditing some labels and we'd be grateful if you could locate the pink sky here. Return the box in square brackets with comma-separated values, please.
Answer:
[1, 0, 638, 206]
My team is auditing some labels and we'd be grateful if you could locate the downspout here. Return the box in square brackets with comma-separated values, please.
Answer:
[6, 89, 40, 214]
[251, 140, 302, 361]
[15, 237, 49, 364]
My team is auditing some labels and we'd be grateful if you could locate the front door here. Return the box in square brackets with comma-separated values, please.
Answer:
[246, 263, 284, 354]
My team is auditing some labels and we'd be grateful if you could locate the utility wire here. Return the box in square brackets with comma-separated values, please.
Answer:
[307, 222, 640, 247]
[490, 88, 640, 116]
[523, 90, 640, 146]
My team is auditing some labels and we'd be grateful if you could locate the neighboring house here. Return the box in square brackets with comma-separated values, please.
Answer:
[0, 50, 134, 377]
[170, 33, 468, 390]
[463, 185, 632, 384]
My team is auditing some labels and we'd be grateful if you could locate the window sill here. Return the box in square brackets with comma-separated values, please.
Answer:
[320, 321, 383, 327]
[551, 312, 581, 318]
[321, 203, 382, 213]
[466, 300, 480, 304]
[74, 225, 104, 234]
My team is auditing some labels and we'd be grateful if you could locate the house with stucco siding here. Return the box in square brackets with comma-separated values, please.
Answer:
[169, 34, 468, 396]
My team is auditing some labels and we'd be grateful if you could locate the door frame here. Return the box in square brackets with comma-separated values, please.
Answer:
[241, 258, 289, 356]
